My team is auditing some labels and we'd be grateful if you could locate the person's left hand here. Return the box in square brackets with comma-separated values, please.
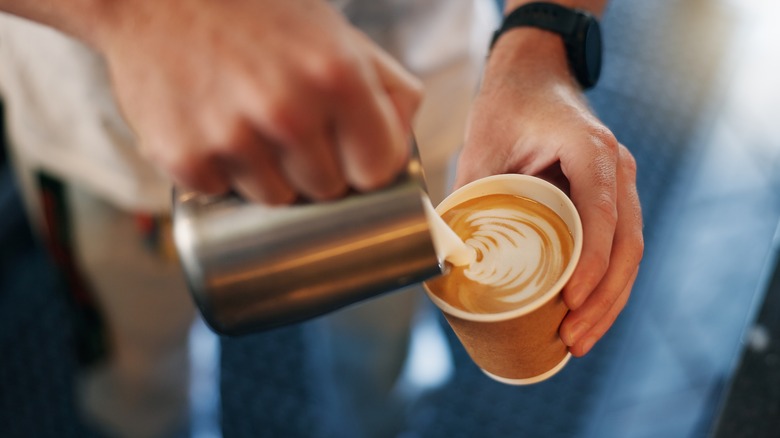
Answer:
[455, 29, 644, 357]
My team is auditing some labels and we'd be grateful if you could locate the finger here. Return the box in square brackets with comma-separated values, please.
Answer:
[236, 59, 397, 196]
[233, 79, 347, 202]
[247, 98, 348, 200]
[561, 130, 620, 310]
[333, 59, 410, 192]
[351, 28, 423, 135]
[560, 257, 638, 351]
[277, 127, 349, 201]
[217, 128, 297, 205]
[567, 267, 638, 357]
[560, 145, 643, 349]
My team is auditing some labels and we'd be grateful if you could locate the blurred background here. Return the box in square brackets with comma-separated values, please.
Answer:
[2, 0, 779, 437]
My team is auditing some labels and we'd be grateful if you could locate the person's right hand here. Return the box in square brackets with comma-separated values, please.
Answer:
[90, 0, 422, 203]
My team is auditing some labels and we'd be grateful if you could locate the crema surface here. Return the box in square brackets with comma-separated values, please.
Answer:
[428, 194, 573, 314]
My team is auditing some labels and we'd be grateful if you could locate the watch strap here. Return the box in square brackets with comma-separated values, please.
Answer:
[491, 2, 581, 49]
[489, 2, 602, 89]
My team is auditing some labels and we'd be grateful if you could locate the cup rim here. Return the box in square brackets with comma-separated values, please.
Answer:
[424, 174, 583, 322]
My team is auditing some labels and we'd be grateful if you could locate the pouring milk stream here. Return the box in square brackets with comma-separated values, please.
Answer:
[422, 195, 475, 268]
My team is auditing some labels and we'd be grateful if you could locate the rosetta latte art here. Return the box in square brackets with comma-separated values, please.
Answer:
[427, 194, 573, 314]
[464, 208, 565, 303]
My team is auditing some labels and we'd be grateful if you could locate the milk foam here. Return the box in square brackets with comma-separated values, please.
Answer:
[462, 208, 563, 304]
[423, 195, 475, 267]
[426, 194, 573, 314]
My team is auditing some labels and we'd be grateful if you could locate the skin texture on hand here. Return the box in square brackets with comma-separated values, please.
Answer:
[63, 0, 421, 204]
[456, 26, 644, 357]
[0, 0, 423, 204]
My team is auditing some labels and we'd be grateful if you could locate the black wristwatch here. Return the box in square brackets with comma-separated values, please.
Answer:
[490, 2, 602, 89]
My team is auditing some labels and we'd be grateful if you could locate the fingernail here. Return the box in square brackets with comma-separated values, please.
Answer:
[564, 321, 589, 347]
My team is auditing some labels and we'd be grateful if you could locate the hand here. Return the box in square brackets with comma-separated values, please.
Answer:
[91, 0, 422, 203]
[455, 29, 644, 357]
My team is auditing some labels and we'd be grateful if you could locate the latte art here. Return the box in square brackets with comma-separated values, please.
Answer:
[428, 194, 573, 314]
[464, 207, 564, 301]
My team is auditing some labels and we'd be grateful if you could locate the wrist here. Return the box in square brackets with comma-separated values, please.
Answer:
[486, 27, 574, 88]
[489, 1, 604, 90]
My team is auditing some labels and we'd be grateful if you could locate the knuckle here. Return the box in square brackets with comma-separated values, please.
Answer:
[590, 125, 619, 155]
[592, 193, 619, 228]
[618, 145, 638, 176]
[308, 51, 359, 95]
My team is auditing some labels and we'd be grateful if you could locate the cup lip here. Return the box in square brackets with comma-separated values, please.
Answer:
[424, 174, 583, 322]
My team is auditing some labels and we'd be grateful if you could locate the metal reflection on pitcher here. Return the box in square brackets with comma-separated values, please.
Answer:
[172, 138, 441, 336]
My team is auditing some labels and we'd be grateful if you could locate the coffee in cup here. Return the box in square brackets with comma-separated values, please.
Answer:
[424, 174, 583, 384]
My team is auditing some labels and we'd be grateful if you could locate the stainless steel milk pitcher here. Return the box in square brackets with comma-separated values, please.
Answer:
[172, 141, 442, 335]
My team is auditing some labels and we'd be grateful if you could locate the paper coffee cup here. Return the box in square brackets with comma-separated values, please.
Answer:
[424, 174, 583, 385]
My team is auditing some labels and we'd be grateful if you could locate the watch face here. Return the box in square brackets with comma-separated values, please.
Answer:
[583, 19, 602, 88]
